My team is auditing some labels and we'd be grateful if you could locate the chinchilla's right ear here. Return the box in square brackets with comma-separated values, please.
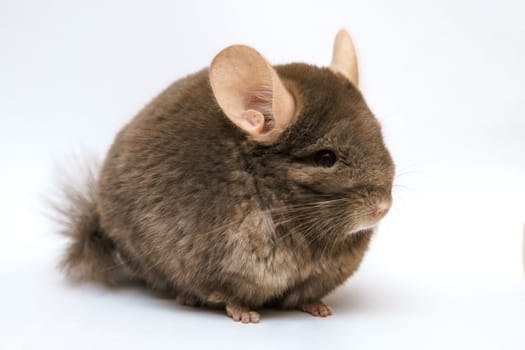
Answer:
[209, 45, 296, 144]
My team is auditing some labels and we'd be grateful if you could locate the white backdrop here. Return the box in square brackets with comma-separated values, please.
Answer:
[1, 1, 524, 349]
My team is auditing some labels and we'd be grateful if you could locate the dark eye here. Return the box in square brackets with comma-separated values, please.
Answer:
[314, 150, 337, 168]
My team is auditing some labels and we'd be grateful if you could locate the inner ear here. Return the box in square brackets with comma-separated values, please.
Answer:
[239, 109, 265, 134]
[243, 88, 275, 132]
[209, 45, 295, 144]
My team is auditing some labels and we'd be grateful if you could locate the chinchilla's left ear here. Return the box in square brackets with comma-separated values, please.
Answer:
[330, 29, 359, 87]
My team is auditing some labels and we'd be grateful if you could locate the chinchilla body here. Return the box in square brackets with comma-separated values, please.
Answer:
[57, 30, 395, 322]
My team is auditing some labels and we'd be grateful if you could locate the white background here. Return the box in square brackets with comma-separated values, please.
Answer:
[1, 0, 524, 349]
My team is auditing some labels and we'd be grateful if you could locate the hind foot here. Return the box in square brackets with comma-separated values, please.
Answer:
[299, 301, 332, 317]
[226, 304, 260, 324]
[176, 294, 201, 307]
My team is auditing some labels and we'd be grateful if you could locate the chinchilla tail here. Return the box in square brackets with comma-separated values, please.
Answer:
[49, 162, 128, 285]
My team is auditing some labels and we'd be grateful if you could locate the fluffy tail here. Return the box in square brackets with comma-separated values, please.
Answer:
[51, 165, 126, 284]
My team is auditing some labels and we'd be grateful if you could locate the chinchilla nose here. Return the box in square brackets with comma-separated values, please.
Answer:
[373, 200, 391, 219]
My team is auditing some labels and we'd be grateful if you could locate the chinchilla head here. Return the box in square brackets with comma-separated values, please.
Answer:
[209, 29, 394, 244]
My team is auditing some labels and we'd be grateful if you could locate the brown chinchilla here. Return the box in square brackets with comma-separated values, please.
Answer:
[56, 29, 395, 323]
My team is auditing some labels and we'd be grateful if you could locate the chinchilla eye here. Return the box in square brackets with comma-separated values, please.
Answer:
[314, 150, 337, 168]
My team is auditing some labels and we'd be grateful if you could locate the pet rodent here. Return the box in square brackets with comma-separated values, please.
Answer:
[57, 29, 395, 323]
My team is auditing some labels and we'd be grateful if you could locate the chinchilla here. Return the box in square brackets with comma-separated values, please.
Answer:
[55, 29, 395, 323]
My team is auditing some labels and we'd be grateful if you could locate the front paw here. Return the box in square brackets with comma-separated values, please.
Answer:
[226, 304, 260, 324]
[299, 301, 332, 317]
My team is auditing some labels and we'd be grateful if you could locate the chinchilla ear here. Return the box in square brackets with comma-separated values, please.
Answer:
[209, 45, 295, 144]
[330, 29, 359, 87]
